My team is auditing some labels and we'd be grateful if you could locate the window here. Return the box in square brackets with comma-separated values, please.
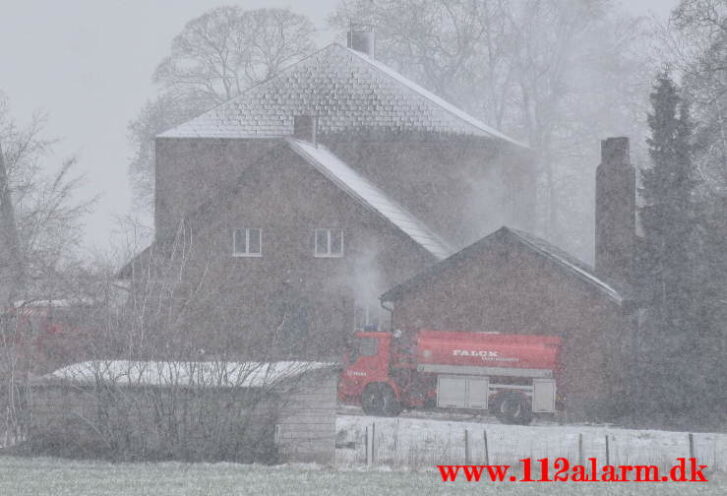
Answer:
[350, 336, 379, 362]
[314, 229, 344, 257]
[233, 228, 262, 257]
[354, 304, 380, 331]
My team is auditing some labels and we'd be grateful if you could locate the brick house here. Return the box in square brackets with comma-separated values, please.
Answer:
[379, 138, 640, 421]
[123, 31, 535, 359]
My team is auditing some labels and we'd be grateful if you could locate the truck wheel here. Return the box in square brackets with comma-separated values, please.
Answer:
[379, 384, 401, 417]
[494, 392, 533, 425]
[362, 384, 383, 416]
[362, 383, 400, 417]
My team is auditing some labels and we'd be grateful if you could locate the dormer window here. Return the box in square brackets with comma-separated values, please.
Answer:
[314, 229, 343, 258]
[233, 228, 262, 257]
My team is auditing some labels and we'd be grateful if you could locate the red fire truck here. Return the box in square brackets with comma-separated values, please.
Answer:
[338, 329, 562, 424]
[0, 299, 95, 372]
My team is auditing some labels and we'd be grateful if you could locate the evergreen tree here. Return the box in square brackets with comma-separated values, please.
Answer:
[637, 72, 701, 425]
[695, 195, 727, 421]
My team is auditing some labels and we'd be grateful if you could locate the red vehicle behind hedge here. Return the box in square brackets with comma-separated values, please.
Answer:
[338, 329, 562, 424]
[0, 299, 96, 373]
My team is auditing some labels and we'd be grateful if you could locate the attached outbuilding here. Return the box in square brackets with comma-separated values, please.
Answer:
[381, 226, 637, 421]
[27, 360, 339, 464]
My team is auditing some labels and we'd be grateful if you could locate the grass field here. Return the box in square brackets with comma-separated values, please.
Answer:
[0, 456, 726, 496]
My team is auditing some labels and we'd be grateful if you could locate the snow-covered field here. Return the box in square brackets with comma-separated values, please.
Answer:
[2, 411, 727, 494]
[336, 409, 727, 472]
[0, 456, 725, 495]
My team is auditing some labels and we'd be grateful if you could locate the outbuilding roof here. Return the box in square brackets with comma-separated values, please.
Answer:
[381, 226, 626, 304]
[43, 360, 336, 389]
[159, 43, 523, 147]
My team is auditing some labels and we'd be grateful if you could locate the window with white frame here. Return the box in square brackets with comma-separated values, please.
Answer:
[354, 303, 381, 331]
[233, 228, 262, 257]
[314, 229, 344, 257]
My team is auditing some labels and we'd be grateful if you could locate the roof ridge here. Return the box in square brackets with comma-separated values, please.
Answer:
[344, 47, 526, 148]
[499, 227, 622, 302]
[504, 227, 593, 269]
[382, 226, 624, 304]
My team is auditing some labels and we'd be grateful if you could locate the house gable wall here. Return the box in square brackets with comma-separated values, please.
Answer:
[155, 135, 535, 251]
[155, 138, 280, 242]
[163, 143, 435, 358]
[325, 135, 535, 248]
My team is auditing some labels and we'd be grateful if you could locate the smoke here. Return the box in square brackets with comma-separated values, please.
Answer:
[461, 160, 519, 248]
[349, 243, 385, 330]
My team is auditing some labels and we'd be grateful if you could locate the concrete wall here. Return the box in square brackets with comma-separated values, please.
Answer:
[276, 368, 338, 464]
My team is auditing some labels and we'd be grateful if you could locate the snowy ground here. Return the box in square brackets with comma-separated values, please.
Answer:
[2, 410, 727, 494]
[336, 408, 727, 472]
[0, 456, 725, 495]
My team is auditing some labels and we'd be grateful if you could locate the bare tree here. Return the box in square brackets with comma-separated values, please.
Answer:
[0, 95, 92, 298]
[331, 0, 505, 119]
[154, 7, 316, 102]
[0, 140, 24, 304]
[332, 0, 652, 258]
[670, 0, 727, 191]
[0, 95, 93, 447]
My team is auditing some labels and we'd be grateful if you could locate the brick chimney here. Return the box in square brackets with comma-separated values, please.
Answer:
[293, 115, 318, 145]
[347, 26, 375, 58]
[595, 137, 635, 287]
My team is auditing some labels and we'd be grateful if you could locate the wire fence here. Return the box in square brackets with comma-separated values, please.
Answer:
[335, 415, 727, 473]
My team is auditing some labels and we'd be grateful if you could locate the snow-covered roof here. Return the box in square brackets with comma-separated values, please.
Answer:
[159, 43, 523, 147]
[12, 297, 95, 308]
[382, 226, 625, 304]
[44, 360, 336, 389]
[288, 138, 454, 260]
[347, 48, 525, 147]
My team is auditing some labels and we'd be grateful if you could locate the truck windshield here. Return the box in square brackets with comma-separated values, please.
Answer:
[350, 336, 378, 362]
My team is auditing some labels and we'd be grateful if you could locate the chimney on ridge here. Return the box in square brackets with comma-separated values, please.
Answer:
[347, 24, 375, 58]
[595, 137, 635, 287]
[293, 114, 318, 146]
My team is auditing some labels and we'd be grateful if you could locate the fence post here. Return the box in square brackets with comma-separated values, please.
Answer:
[365, 426, 369, 467]
[393, 419, 399, 467]
[372, 422, 376, 466]
[483, 429, 490, 465]
[713, 437, 718, 471]
[689, 433, 694, 460]
[605, 434, 610, 466]
[464, 429, 470, 465]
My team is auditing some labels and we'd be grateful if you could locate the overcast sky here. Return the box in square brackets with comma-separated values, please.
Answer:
[1, 0, 677, 256]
